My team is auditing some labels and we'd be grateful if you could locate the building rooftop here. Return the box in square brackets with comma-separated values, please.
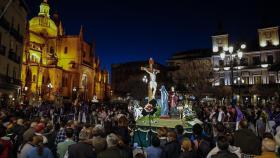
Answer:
[168, 48, 212, 61]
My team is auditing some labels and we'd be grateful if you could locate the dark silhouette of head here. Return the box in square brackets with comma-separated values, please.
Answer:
[217, 135, 229, 151]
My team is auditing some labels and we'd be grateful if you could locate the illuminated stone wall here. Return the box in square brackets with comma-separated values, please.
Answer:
[258, 27, 279, 47]
[21, 0, 110, 101]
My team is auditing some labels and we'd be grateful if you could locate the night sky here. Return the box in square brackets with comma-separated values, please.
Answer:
[25, 0, 280, 71]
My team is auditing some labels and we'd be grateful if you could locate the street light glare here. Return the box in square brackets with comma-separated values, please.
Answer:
[47, 83, 53, 88]
[73, 87, 77, 92]
[237, 51, 243, 59]
[213, 46, 218, 52]
[223, 46, 229, 52]
[241, 44, 246, 49]
[220, 52, 225, 59]
[228, 46, 234, 53]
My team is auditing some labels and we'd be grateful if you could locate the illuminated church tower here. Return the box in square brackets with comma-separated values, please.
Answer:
[21, 0, 110, 102]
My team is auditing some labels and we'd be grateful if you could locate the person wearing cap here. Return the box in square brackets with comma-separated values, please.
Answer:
[255, 138, 277, 158]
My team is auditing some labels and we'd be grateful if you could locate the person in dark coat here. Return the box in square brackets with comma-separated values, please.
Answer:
[116, 115, 130, 145]
[68, 128, 96, 158]
[179, 139, 197, 158]
[234, 119, 262, 155]
[12, 119, 26, 158]
[97, 133, 129, 158]
[146, 136, 162, 158]
[191, 123, 212, 158]
[160, 131, 181, 158]
[211, 135, 238, 158]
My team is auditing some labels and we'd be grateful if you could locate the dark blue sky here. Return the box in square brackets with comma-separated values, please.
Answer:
[25, 0, 280, 71]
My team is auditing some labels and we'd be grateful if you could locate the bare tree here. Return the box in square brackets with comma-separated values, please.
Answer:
[170, 58, 213, 99]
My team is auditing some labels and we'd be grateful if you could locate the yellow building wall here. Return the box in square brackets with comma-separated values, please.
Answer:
[21, 0, 110, 101]
[57, 37, 80, 71]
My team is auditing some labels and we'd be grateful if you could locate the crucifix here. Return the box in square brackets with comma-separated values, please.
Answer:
[141, 58, 160, 101]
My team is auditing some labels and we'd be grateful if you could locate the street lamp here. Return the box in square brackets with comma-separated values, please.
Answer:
[22, 86, 28, 102]
[72, 87, 77, 100]
[219, 43, 246, 101]
[73, 87, 77, 92]
[47, 83, 53, 98]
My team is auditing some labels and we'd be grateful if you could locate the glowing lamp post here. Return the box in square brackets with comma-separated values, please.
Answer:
[47, 83, 53, 98]
[218, 43, 246, 101]
[72, 87, 77, 100]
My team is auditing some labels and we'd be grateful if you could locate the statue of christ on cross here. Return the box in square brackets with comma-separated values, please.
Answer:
[141, 58, 160, 100]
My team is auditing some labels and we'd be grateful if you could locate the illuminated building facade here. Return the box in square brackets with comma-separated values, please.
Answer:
[0, 0, 28, 101]
[21, 0, 110, 101]
[212, 26, 280, 103]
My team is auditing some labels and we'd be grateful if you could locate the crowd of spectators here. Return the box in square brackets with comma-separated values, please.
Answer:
[0, 101, 279, 158]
